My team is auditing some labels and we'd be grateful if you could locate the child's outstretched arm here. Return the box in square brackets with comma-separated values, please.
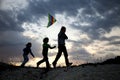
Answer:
[49, 45, 56, 49]
[30, 49, 35, 57]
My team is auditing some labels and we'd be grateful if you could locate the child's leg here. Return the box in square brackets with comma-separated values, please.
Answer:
[21, 55, 29, 67]
[63, 46, 69, 66]
[46, 60, 50, 68]
[45, 61, 50, 72]
[37, 58, 45, 67]
[44, 57, 50, 70]
[52, 47, 62, 68]
[63, 46, 72, 67]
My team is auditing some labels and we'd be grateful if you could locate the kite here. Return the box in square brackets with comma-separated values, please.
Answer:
[47, 13, 56, 28]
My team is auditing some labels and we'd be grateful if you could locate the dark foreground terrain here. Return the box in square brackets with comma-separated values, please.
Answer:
[0, 56, 120, 80]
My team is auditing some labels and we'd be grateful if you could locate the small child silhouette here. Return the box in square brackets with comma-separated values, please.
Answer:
[21, 42, 35, 67]
[37, 37, 56, 71]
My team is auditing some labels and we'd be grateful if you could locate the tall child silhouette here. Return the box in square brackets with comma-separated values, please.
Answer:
[52, 26, 72, 68]
[37, 37, 56, 71]
[21, 42, 35, 67]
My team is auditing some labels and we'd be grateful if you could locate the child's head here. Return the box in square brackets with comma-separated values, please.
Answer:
[26, 42, 32, 47]
[60, 26, 66, 33]
[43, 37, 49, 43]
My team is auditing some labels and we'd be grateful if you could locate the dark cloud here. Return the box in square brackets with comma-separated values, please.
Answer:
[0, 31, 30, 47]
[28, 0, 86, 15]
[100, 36, 120, 41]
[71, 0, 120, 39]
[1, 0, 120, 33]
[67, 39, 93, 46]
[109, 41, 120, 45]
[15, 0, 91, 24]
[98, 36, 120, 46]
[0, 10, 24, 32]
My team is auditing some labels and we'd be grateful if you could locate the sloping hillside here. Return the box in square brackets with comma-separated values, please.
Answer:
[0, 56, 120, 80]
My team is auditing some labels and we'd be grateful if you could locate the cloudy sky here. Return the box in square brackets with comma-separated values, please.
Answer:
[0, 0, 120, 67]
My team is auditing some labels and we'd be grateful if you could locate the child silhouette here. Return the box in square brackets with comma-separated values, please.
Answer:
[21, 42, 35, 67]
[52, 26, 72, 68]
[37, 37, 56, 72]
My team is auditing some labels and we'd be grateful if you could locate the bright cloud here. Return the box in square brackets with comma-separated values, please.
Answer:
[104, 26, 120, 37]
[0, 0, 28, 11]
